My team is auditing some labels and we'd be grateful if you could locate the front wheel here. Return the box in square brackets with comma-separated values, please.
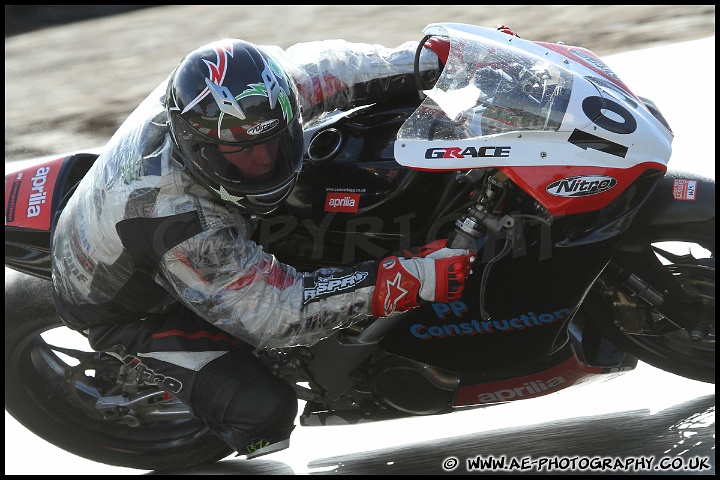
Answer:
[4, 269, 234, 471]
[581, 230, 715, 384]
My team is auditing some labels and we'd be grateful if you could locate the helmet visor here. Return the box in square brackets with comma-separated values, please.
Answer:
[180, 117, 303, 195]
[205, 137, 282, 185]
[241, 175, 298, 211]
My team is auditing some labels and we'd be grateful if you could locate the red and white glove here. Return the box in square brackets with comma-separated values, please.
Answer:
[495, 24, 520, 37]
[371, 239, 476, 318]
[424, 37, 450, 65]
[424, 25, 520, 66]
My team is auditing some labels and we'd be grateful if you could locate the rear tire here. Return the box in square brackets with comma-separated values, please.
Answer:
[5, 269, 234, 471]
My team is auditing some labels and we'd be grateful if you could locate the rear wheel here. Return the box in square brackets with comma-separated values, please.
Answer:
[4, 269, 234, 471]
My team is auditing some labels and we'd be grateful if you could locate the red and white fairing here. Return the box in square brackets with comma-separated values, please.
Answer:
[395, 23, 673, 216]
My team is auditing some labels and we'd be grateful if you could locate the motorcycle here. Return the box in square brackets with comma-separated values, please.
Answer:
[5, 23, 714, 471]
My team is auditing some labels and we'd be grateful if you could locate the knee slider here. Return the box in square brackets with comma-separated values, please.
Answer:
[225, 373, 298, 454]
[192, 351, 297, 453]
[226, 373, 298, 433]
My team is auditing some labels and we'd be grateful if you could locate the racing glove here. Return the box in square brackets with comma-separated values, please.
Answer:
[372, 239, 476, 318]
[495, 24, 520, 37]
[424, 24, 520, 66]
[424, 37, 450, 65]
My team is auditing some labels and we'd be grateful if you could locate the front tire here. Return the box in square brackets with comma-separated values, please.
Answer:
[5, 269, 234, 471]
[582, 229, 715, 384]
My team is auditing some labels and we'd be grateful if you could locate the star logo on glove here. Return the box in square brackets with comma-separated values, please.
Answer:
[383, 272, 409, 314]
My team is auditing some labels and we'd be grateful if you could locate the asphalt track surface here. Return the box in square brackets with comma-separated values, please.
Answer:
[4, 6, 716, 476]
[4, 361, 715, 475]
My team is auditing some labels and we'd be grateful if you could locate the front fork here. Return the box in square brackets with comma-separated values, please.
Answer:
[449, 170, 524, 320]
[604, 260, 712, 343]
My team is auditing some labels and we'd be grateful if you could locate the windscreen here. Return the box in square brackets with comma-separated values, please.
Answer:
[398, 30, 574, 142]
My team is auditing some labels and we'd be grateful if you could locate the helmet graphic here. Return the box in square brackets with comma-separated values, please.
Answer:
[166, 39, 303, 214]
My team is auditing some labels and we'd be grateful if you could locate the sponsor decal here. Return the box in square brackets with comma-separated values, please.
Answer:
[570, 49, 619, 81]
[325, 192, 360, 212]
[545, 175, 617, 197]
[246, 119, 279, 136]
[382, 258, 396, 269]
[454, 354, 604, 406]
[5, 173, 22, 224]
[26, 167, 51, 218]
[122, 355, 182, 394]
[411, 302, 573, 340]
[245, 439, 271, 454]
[474, 376, 566, 403]
[5, 157, 64, 230]
[672, 179, 697, 201]
[303, 271, 370, 304]
[425, 146, 511, 159]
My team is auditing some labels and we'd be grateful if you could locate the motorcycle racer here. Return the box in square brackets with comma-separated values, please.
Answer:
[50, 34, 479, 459]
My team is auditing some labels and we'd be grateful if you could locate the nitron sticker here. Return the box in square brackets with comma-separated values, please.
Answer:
[545, 175, 617, 197]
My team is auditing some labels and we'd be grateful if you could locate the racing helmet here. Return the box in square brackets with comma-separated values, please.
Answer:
[166, 39, 303, 214]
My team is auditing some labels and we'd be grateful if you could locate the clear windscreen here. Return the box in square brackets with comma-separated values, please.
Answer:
[398, 29, 575, 141]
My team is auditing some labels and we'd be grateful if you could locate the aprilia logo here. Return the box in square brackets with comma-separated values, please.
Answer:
[325, 192, 360, 212]
[476, 376, 566, 403]
[27, 166, 51, 218]
[546, 175, 617, 197]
